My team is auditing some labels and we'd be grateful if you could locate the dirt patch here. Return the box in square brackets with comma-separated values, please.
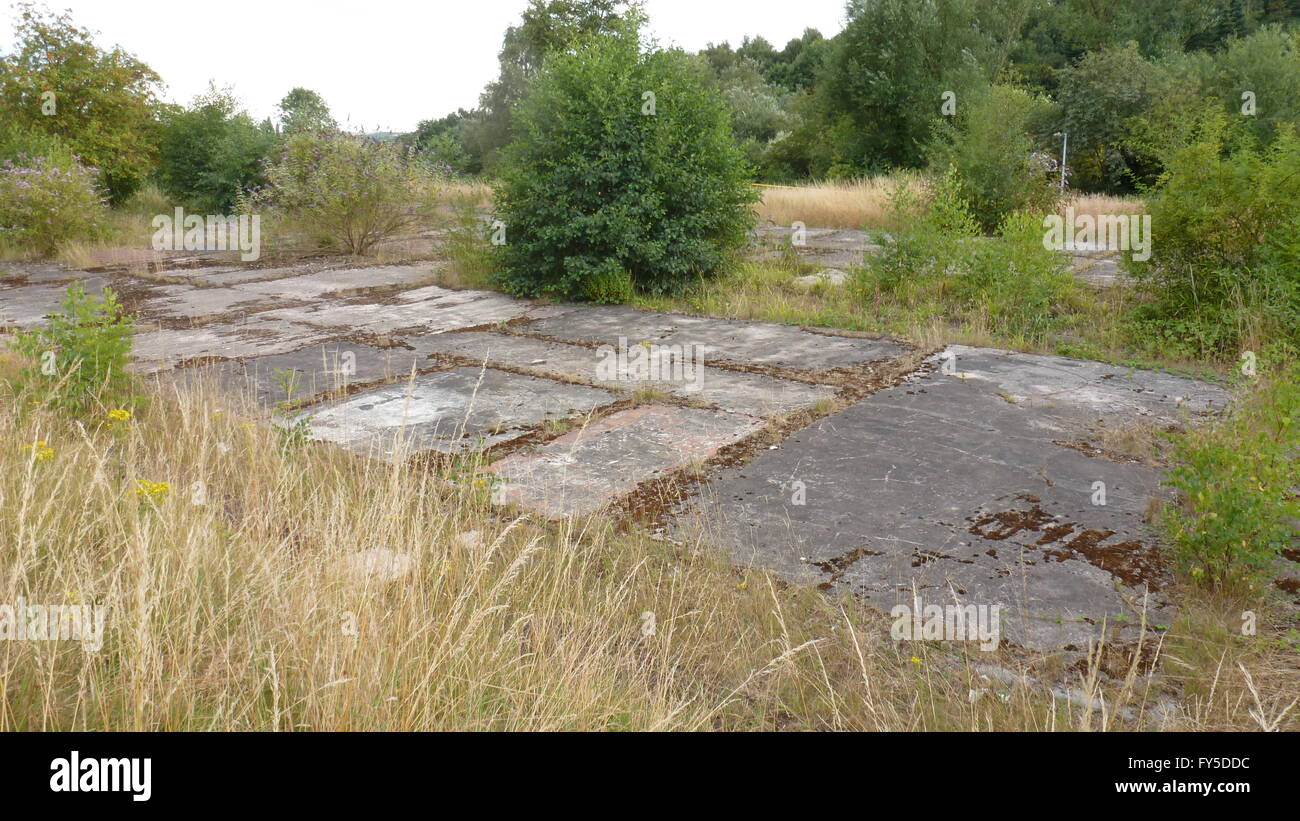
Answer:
[968, 498, 1169, 591]
[812, 547, 883, 589]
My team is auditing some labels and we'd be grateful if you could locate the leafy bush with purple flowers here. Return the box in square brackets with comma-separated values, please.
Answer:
[251, 132, 441, 255]
[0, 154, 108, 255]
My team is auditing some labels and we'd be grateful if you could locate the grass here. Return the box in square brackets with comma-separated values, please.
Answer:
[752, 177, 1145, 233]
[754, 174, 919, 231]
[0, 355, 1293, 731]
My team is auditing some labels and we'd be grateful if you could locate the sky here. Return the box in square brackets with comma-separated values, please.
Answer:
[2, 1, 849, 132]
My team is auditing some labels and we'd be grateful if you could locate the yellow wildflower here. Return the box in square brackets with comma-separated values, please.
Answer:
[107, 408, 132, 423]
[24, 440, 54, 461]
[134, 479, 172, 502]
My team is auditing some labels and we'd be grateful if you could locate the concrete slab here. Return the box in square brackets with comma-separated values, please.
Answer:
[262, 285, 541, 336]
[0, 279, 109, 329]
[134, 283, 283, 322]
[676, 346, 1231, 651]
[0, 263, 105, 286]
[300, 366, 618, 458]
[937, 345, 1229, 427]
[156, 342, 433, 407]
[130, 315, 338, 373]
[488, 404, 763, 518]
[520, 305, 905, 371]
[407, 330, 838, 417]
[232, 264, 441, 299]
[158, 264, 324, 286]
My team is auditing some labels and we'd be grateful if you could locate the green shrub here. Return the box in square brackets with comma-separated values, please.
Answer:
[0, 121, 77, 168]
[1163, 362, 1300, 589]
[493, 24, 757, 300]
[254, 132, 440, 255]
[0, 154, 108, 255]
[158, 90, 278, 213]
[1128, 119, 1300, 358]
[926, 85, 1060, 233]
[8, 284, 137, 416]
[577, 260, 634, 303]
[856, 169, 1075, 343]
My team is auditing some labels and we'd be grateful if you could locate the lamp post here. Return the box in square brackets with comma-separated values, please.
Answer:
[1054, 131, 1068, 194]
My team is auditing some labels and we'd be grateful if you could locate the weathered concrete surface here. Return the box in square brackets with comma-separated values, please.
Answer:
[488, 404, 763, 518]
[521, 305, 905, 371]
[232, 263, 441, 299]
[0, 279, 109, 329]
[408, 330, 838, 417]
[158, 342, 433, 407]
[939, 345, 1228, 426]
[262, 285, 548, 336]
[301, 366, 618, 458]
[676, 346, 1232, 651]
[159, 263, 346, 287]
[1, 262, 106, 286]
[130, 315, 338, 373]
[133, 283, 285, 322]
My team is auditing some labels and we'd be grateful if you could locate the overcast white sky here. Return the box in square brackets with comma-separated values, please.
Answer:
[2, 1, 848, 132]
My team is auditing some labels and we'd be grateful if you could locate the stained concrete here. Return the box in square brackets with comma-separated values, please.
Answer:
[232, 263, 441, 299]
[520, 305, 905, 371]
[261, 285, 544, 336]
[0, 263, 106, 286]
[407, 330, 838, 417]
[937, 345, 1228, 426]
[130, 315, 338, 373]
[134, 283, 284, 322]
[675, 346, 1232, 651]
[158, 341, 434, 407]
[0, 279, 109, 329]
[300, 366, 618, 458]
[488, 404, 763, 518]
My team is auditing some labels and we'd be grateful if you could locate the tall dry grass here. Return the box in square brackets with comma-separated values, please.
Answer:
[0, 340, 1290, 732]
[755, 174, 923, 231]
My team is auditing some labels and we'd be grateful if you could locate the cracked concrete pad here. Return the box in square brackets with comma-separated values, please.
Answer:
[157, 341, 435, 407]
[1, 263, 105, 286]
[233, 263, 441, 299]
[0, 279, 108, 329]
[937, 345, 1229, 427]
[488, 404, 763, 518]
[161, 264, 327, 286]
[521, 305, 905, 371]
[131, 315, 338, 373]
[134, 283, 284, 322]
[676, 347, 1229, 651]
[262, 285, 541, 336]
[300, 366, 618, 458]
[408, 330, 837, 417]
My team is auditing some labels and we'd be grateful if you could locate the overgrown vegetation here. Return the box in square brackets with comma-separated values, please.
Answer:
[250, 131, 442, 255]
[8, 284, 138, 416]
[493, 19, 757, 300]
[1129, 117, 1300, 360]
[1163, 362, 1300, 589]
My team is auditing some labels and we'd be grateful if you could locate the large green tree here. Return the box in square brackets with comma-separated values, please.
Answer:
[276, 87, 336, 135]
[471, 0, 631, 169]
[0, 2, 162, 201]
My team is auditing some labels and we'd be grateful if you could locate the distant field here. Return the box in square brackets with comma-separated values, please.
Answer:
[754, 176, 1146, 231]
